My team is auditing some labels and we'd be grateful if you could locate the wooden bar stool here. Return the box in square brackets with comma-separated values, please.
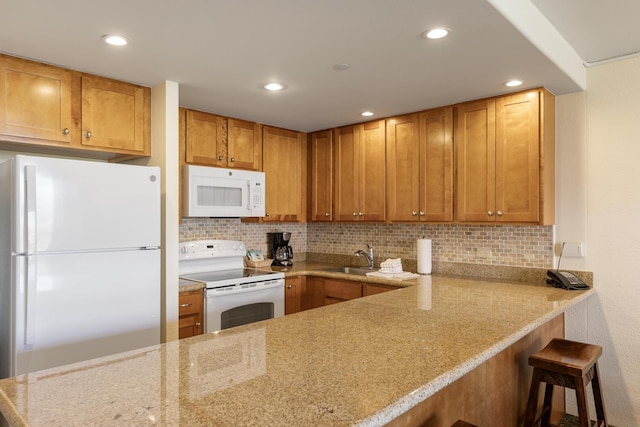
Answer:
[524, 338, 608, 427]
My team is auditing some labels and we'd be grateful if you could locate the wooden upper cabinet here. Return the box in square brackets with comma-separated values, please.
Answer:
[386, 108, 453, 222]
[386, 113, 421, 222]
[420, 107, 453, 222]
[334, 125, 360, 221]
[0, 54, 150, 157]
[455, 89, 555, 224]
[0, 54, 78, 145]
[182, 110, 261, 170]
[228, 118, 262, 170]
[334, 120, 386, 222]
[80, 75, 150, 155]
[455, 98, 496, 223]
[360, 120, 386, 221]
[308, 130, 333, 221]
[184, 109, 226, 166]
[262, 125, 307, 222]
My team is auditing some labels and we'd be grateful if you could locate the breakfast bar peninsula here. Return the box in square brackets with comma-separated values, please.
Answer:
[0, 275, 594, 427]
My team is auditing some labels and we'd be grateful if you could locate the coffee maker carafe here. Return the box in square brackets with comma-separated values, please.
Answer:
[267, 232, 294, 267]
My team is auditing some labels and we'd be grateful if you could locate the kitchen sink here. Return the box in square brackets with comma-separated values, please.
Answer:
[317, 266, 375, 276]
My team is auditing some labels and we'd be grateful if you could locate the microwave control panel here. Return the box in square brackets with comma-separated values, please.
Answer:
[250, 180, 263, 210]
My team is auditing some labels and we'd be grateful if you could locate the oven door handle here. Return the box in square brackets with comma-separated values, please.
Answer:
[206, 279, 284, 296]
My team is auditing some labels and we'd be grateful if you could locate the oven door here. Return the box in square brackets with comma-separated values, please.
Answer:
[204, 279, 284, 333]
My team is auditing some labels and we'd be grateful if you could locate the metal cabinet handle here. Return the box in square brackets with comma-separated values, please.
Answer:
[85, 131, 92, 138]
[487, 211, 494, 216]
[179, 303, 192, 308]
[497, 210, 503, 216]
[419, 211, 425, 216]
[217, 155, 223, 161]
[412, 211, 417, 216]
[287, 285, 292, 289]
[358, 212, 363, 216]
[195, 322, 201, 328]
[62, 128, 70, 135]
[230, 157, 235, 162]
[265, 212, 270, 217]
[325, 212, 330, 217]
[352, 212, 358, 217]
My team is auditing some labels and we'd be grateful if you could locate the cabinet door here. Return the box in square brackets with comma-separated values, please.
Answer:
[420, 107, 453, 222]
[184, 109, 226, 166]
[262, 126, 306, 222]
[334, 125, 360, 221]
[495, 91, 540, 223]
[364, 284, 395, 296]
[81, 75, 150, 155]
[308, 130, 333, 221]
[386, 114, 420, 222]
[0, 55, 77, 145]
[228, 118, 261, 170]
[360, 120, 386, 221]
[178, 291, 203, 339]
[455, 99, 496, 222]
[323, 278, 362, 305]
[285, 276, 303, 315]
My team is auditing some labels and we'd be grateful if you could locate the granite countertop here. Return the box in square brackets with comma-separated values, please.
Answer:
[0, 275, 594, 427]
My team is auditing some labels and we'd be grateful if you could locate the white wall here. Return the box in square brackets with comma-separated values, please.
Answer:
[128, 81, 180, 343]
[560, 56, 640, 425]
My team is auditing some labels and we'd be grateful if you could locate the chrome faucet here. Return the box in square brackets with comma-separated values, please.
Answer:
[354, 244, 375, 268]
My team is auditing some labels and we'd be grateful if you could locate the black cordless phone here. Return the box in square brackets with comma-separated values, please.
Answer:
[546, 270, 590, 290]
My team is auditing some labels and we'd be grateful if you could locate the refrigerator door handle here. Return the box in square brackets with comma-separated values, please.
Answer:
[25, 165, 37, 255]
[25, 255, 37, 346]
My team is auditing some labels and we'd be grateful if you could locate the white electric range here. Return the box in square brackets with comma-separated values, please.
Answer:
[179, 240, 285, 333]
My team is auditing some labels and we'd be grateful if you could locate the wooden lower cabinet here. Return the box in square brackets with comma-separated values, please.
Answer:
[363, 283, 396, 296]
[299, 276, 399, 310]
[386, 314, 565, 427]
[323, 278, 363, 305]
[178, 290, 204, 339]
[285, 276, 305, 315]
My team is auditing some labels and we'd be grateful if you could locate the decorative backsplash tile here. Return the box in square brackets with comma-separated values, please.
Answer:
[179, 220, 554, 268]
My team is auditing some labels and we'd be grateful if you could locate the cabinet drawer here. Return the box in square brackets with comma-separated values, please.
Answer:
[324, 279, 362, 300]
[179, 291, 202, 316]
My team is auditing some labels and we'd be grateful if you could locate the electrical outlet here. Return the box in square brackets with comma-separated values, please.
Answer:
[562, 241, 584, 257]
[476, 247, 491, 258]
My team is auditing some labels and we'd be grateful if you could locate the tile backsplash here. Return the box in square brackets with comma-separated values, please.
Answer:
[179, 219, 554, 268]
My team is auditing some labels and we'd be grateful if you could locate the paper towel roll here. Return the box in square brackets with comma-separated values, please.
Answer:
[417, 238, 432, 274]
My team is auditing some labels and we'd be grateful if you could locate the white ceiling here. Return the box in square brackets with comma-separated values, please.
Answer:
[1, 0, 638, 133]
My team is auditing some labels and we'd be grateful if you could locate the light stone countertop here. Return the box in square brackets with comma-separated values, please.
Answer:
[0, 275, 593, 427]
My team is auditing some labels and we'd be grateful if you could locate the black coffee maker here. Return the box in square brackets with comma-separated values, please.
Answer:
[267, 232, 293, 267]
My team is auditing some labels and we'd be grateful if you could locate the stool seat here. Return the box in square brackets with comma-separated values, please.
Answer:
[524, 338, 608, 427]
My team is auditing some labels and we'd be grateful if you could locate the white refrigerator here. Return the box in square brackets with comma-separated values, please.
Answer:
[0, 155, 161, 379]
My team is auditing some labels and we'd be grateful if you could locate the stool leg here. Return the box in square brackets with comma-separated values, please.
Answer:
[591, 363, 608, 427]
[524, 368, 543, 427]
[575, 375, 591, 427]
[540, 383, 554, 427]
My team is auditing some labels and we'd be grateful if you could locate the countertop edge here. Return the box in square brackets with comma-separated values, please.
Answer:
[355, 288, 596, 426]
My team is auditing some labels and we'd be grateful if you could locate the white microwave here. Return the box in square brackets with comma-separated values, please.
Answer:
[183, 165, 266, 218]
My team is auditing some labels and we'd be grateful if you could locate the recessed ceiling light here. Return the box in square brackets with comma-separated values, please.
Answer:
[361, 111, 374, 117]
[333, 63, 352, 71]
[505, 80, 523, 87]
[102, 35, 128, 46]
[263, 82, 287, 91]
[423, 28, 451, 40]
